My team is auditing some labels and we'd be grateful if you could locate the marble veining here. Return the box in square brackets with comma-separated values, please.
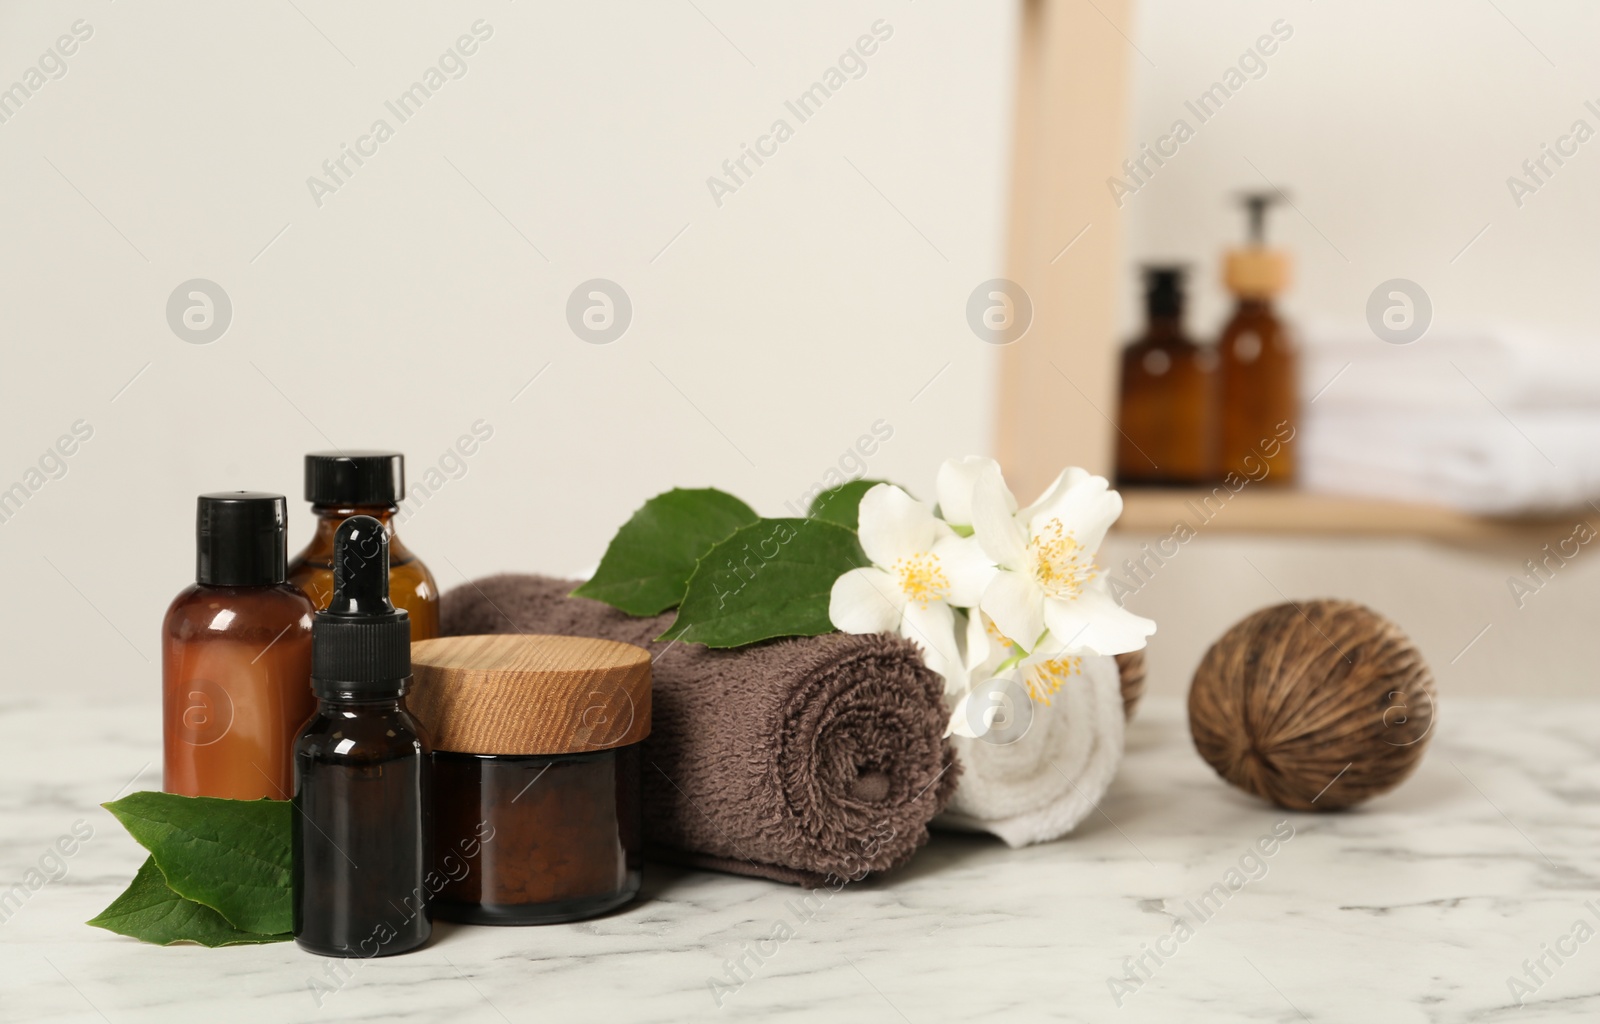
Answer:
[2, 695, 1598, 1022]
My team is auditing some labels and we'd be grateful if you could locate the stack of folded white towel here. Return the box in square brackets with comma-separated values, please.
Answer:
[1298, 325, 1600, 515]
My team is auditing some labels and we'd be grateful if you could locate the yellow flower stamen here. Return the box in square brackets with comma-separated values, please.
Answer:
[1025, 655, 1082, 705]
[892, 552, 949, 608]
[1028, 518, 1097, 601]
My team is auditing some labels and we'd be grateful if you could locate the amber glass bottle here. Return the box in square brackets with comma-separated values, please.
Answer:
[294, 516, 430, 958]
[288, 451, 439, 642]
[1116, 266, 1217, 486]
[163, 493, 315, 800]
[1217, 195, 1298, 484]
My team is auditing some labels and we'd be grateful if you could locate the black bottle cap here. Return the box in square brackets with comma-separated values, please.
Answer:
[196, 492, 288, 586]
[305, 451, 404, 507]
[311, 515, 411, 697]
[1142, 265, 1188, 319]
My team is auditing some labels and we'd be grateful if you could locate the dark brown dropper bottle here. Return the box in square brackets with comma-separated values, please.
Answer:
[292, 515, 430, 958]
[1115, 266, 1218, 486]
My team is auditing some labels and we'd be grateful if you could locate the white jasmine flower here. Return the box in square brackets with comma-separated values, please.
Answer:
[935, 456, 1007, 528]
[946, 613, 1088, 738]
[828, 484, 995, 690]
[971, 466, 1155, 657]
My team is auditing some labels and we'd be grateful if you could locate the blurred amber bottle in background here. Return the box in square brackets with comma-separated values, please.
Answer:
[287, 451, 439, 641]
[1217, 193, 1298, 484]
[163, 492, 314, 799]
[1116, 266, 1217, 486]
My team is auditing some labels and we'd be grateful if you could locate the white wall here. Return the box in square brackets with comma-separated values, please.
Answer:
[1120, 0, 1600, 339]
[9, 0, 1593, 707]
[0, 2, 1016, 696]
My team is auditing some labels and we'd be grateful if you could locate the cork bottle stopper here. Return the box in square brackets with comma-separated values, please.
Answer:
[1224, 247, 1290, 298]
[409, 634, 651, 755]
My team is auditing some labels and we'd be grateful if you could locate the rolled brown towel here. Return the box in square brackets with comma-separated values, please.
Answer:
[440, 574, 959, 887]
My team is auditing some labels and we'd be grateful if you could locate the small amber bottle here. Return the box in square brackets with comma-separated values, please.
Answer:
[1116, 266, 1217, 486]
[163, 493, 314, 800]
[293, 516, 430, 958]
[288, 451, 439, 642]
[1217, 194, 1298, 484]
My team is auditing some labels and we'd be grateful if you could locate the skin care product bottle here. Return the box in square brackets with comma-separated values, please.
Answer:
[163, 493, 315, 800]
[293, 516, 430, 958]
[288, 451, 439, 642]
[1217, 193, 1298, 484]
[1116, 266, 1218, 486]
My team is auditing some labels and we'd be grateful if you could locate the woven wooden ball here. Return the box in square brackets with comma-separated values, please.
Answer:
[1189, 600, 1436, 811]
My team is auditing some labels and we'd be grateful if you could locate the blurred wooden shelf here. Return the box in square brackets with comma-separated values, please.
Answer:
[1114, 488, 1583, 543]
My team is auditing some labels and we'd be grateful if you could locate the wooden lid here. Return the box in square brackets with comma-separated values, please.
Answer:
[1224, 247, 1290, 298]
[408, 635, 651, 755]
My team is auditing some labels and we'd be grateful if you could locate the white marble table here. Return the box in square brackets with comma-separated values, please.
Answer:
[3, 694, 1596, 1023]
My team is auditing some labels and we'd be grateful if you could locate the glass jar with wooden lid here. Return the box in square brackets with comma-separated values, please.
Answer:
[408, 634, 651, 925]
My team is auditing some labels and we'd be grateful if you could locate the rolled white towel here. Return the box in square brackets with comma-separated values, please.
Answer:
[937, 654, 1125, 847]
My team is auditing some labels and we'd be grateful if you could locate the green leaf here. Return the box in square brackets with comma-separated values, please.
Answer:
[807, 479, 893, 530]
[574, 488, 759, 615]
[88, 856, 288, 947]
[102, 792, 291, 934]
[661, 518, 870, 647]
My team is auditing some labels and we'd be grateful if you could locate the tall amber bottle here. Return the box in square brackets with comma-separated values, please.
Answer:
[288, 451, 439, 642]
[1217, 194, 1298, 484]
[1116, 266, 1217, 486]
[163, 492, 315, 800]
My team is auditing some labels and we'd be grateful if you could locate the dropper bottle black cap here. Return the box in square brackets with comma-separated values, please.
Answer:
[311, 515, 411, 699]
[1141, 265, 1188, 320]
